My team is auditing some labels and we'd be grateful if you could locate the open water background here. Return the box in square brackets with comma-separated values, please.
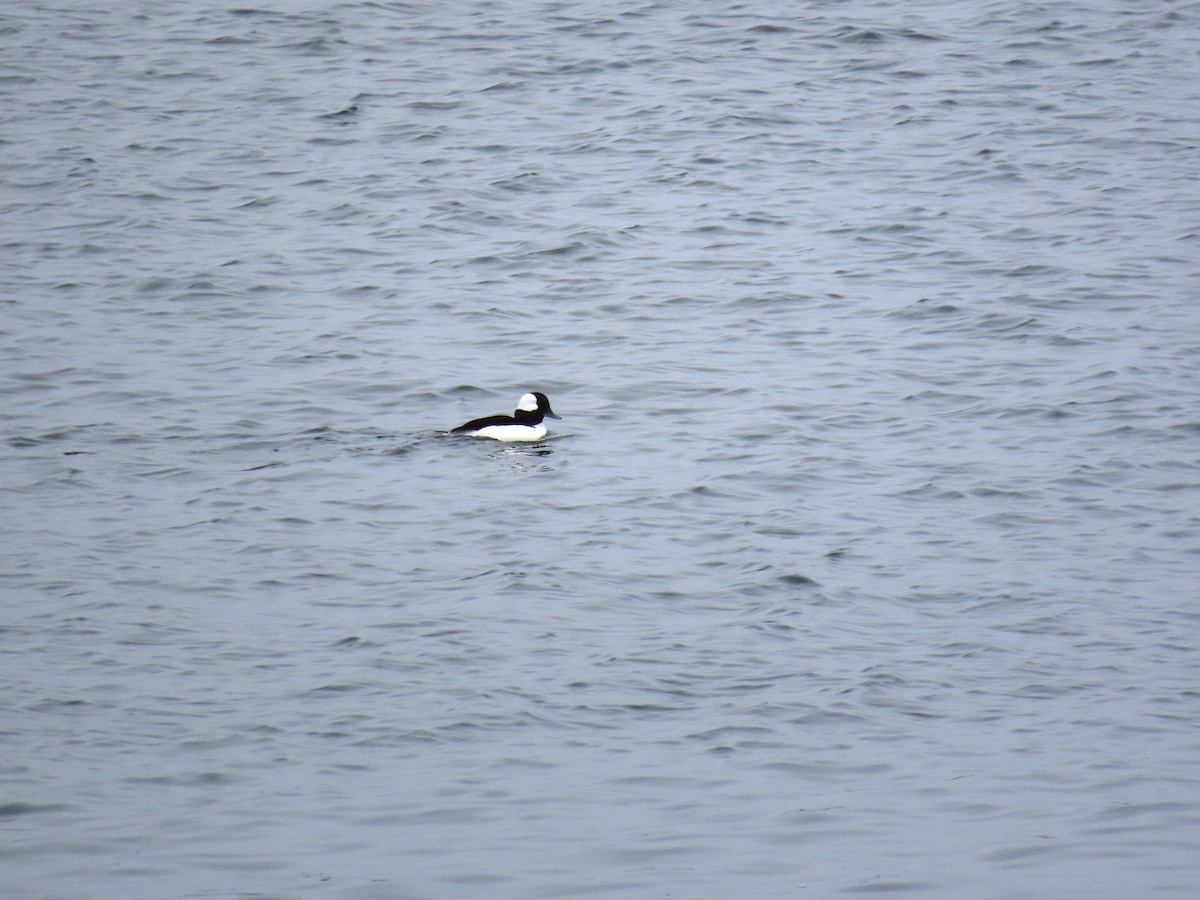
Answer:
[3, 1, 1200, 897]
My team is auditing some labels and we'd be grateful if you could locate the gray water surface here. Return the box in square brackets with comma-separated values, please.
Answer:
[3, 1, 1200, 897]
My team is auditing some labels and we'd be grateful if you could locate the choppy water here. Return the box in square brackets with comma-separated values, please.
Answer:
[3, 1, 1200, 897]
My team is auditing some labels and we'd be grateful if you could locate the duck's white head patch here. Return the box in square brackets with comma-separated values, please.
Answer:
[517, 392, 539, 412]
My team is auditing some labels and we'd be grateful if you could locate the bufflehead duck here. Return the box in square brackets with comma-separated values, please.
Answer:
[450, 392, 560, 442]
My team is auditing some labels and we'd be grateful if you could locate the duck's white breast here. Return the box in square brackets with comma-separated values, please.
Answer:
[471, 423, 547, 442]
